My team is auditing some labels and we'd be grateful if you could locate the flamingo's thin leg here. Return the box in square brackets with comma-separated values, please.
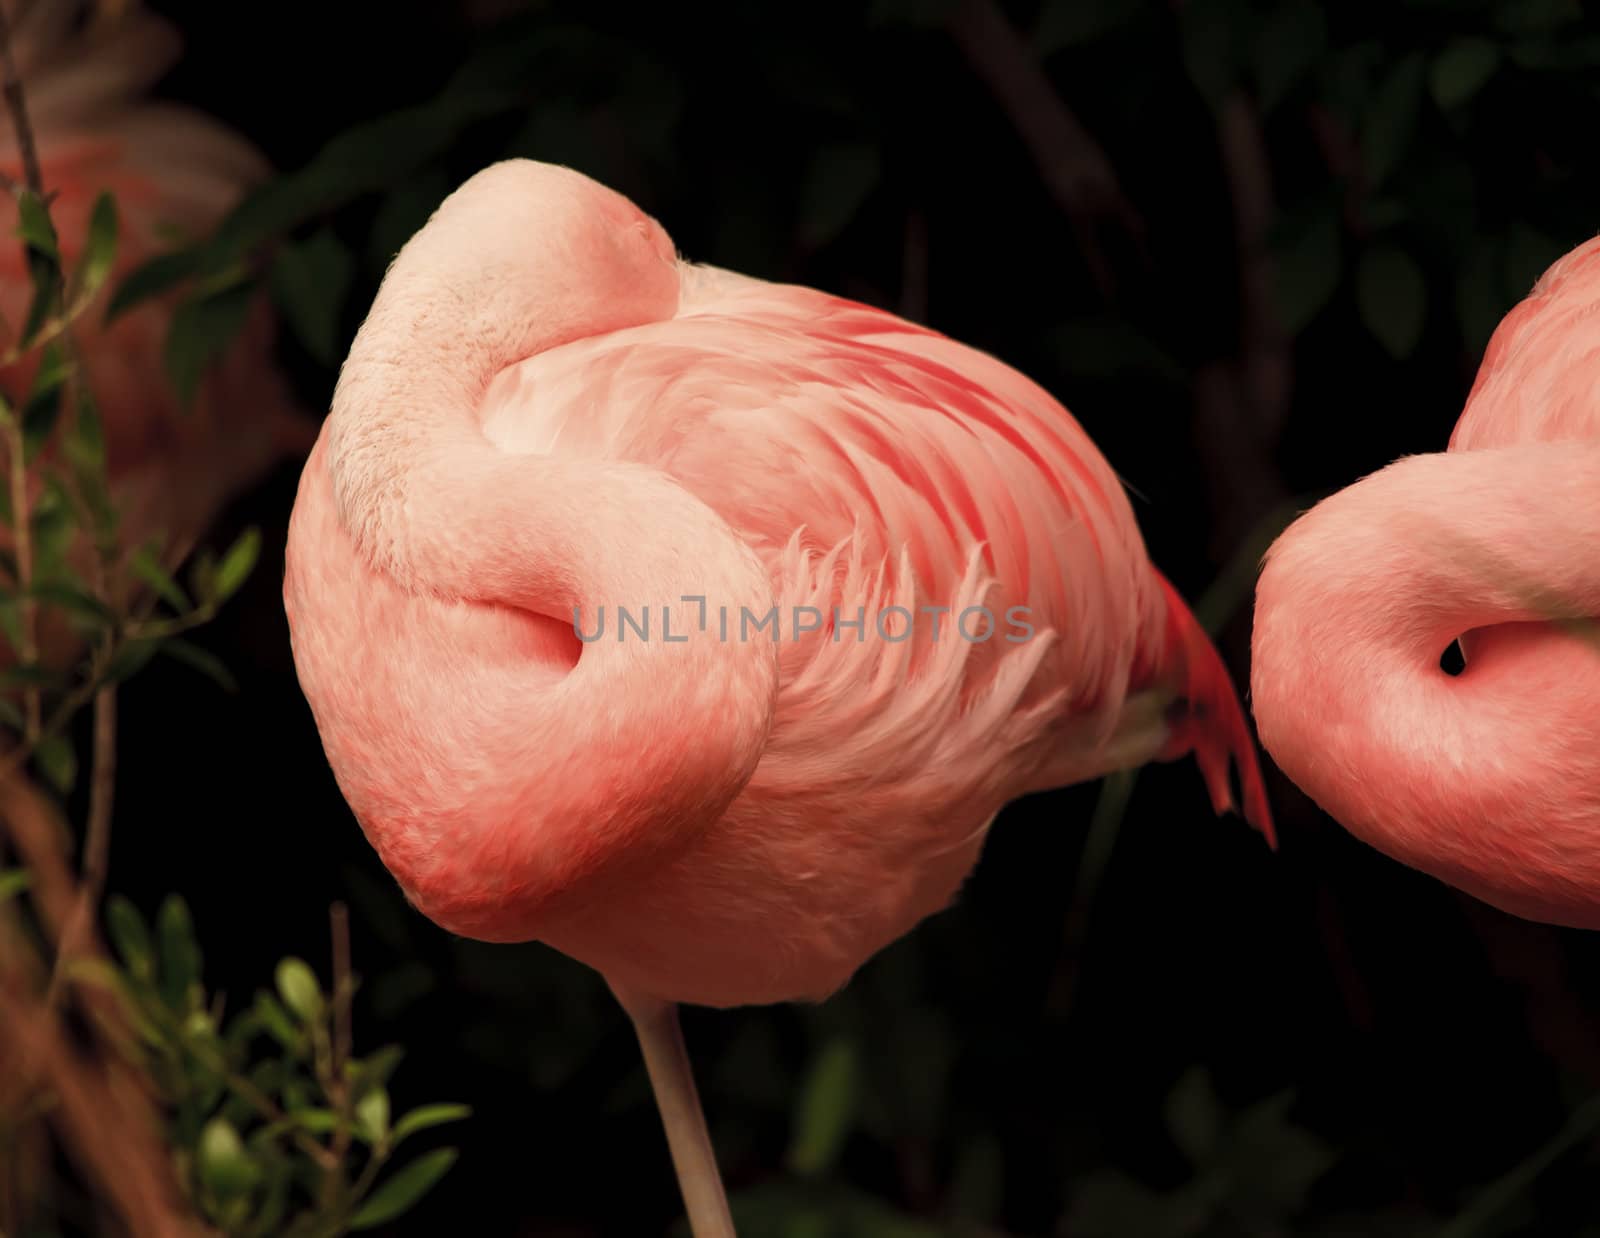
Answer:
[611, 983, 736, 1238]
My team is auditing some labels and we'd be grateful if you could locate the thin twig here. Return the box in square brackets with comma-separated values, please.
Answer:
[43, 685, 118, 999]
[0, 988, 207, 1237]
[1190, 91, 1292, 566]
[330, 902, 352, 1076]
[3, 414, 37, 742]
[0, 3, 43, 197]
[322, 901, 356, 1210]
[0, 1, 47, 744]
[44, 540, 123, 1002]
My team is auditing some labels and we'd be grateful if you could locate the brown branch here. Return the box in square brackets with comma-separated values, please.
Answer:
[4, 412, 39, 742]
[0, 774, 210, 1237]
[44, 684, 117, 1002]
[1191, 93, 1292, 566]
[1307, 102, 1367, 236]
[1216, 94, 1291, 441]
[0, 1, 47, 744]
[0, 2, 42, 197]
[320, 901, 357, 1211]
[0, 988, 209, 1237]
[82, 687, 116, 911]
[330, 901, 352, 1075]
[946, 0, 1145, 298]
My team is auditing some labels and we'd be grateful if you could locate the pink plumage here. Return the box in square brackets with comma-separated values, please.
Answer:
[285, 159, 1270, 1011]
[1252, 236, 1600, 927]
[0, 0, 309, 658]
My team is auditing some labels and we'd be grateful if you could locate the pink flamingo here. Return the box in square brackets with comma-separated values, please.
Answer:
[284, 159, 1273, 1233]
[0, 1, 308, 659]
[1253, 237, 1600, 928]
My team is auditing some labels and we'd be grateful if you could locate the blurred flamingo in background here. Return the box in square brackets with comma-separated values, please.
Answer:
[0, 0, 309, 660]
[1253, 238, 1600, 928]
[284, 160, 1273, 1234]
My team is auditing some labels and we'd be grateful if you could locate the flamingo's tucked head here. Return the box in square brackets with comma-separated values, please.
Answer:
[1251, 227, 1600, 927]
[296, 160, 779, 946]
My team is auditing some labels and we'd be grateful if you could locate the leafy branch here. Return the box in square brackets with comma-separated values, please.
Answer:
[94, 895, 469, 1236]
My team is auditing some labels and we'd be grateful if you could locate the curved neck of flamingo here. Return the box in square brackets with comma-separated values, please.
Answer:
[1251, 440, 1600, 924]
[300, 178, 778, 946]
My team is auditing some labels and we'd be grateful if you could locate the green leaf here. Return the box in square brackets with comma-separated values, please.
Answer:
[0, 867, 31, 904]
[787, 1038, 860, 1177]
[66, 381, 110, 522]
[270, 230, 355, 365]
[1052, 318, 1186, 385]
[105, 895, 154, 978]
[1361, 54, 1427, 186]
[351, 1044, 406, 1091]
[275, 957, 323, 1022]
[106, 246, 206, 321]
[1356, 245, 1427, 358]
[35, 734, 76, 795]
[1181, 0, 1248, 106]
[198, 1117, 261, 1199]
[102, 637, 161, 685]
[15, 190, 59, 261]
[163, 280, 257, 407]
[213, 527, 261, 604]
[160, 639, 238, 693]
[1456, 237, 1505, 354]
[201, 91, 517, 273]
[1269, 201, 1342, 335]
[74, 193, 119, 303]
[1503, 223, 1566, 300]
[349, 1148, 458, 1230]
[285, 1107, 340, 1134]
[1034, 0, 1141, 55]
[798, 145, 881, 250]
[366, 172, 449, 270]
[0, 602, 21, 655]
[0, 662, 67, 689]
[356, 1086, 391, 1144]
[21, 251, 58, 346]
[1253, 0, 1327, 113]
[1494, 0, 1581, 34]
[30, 477, 76, 579]
[391, 1103, 471, 1146]
[948, 1132, 1004, 1222]
[726, 1181, 947, 1238]
[29, 581, 114, 626]
[130, 545, 191, 611]
[157, 893, 202, 1010]
[25, 343, 72, 402]
[22, 343, 69, 461]
[187, 549, 218, 607]
[1165, 1067, 1225, 1163]
[252, 991, 302, 1051]
[1430, 38, 1500, 110]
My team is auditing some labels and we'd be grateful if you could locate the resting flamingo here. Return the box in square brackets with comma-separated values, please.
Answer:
[284, 159, 1273, 1234]
[0, 0, 309, 662]
[1253, 238, 1600, 928]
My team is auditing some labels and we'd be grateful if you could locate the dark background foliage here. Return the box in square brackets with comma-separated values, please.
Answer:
[87, 0, 1600, 1232]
